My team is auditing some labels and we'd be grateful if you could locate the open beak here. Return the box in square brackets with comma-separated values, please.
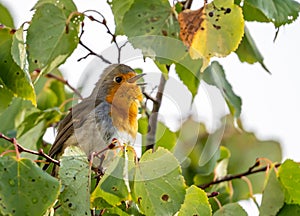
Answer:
[128, 73, 146, 83]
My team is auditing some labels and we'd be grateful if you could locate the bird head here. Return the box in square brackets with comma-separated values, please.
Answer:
[91, 64, 145, 105]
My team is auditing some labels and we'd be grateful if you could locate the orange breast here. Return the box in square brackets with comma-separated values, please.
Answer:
[106, 80, 143, 140]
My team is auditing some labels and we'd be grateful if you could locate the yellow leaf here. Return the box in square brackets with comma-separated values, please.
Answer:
[179, 0, 244, 71]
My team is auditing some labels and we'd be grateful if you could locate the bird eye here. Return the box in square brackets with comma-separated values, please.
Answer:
[114, 76, 122, 83]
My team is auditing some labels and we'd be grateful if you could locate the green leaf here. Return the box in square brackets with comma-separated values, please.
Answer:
[0, 3, 14, 27]
[222, 116, 282, 201]
[27, 2, 80, 75]
[0, 97, 35, 133]
[235, 26, 269, 73]
[174, 119, 212, 184]
[122, 0, 181, 64]
[203, 61, 242, 118]
[128, 32, 203, 99]
[155, 122, 177, 151]
[154, 60, 169, 77]
[101, 207, 131, 216]
[278, 159, 300, 205]
[0, 78, 14, 113]
[34, 69, 67, 110]
[278, 204, 300, 216]
[219, 146, 231, 161]
[58, 146, 91, 215]
[244, 0, 300, 27]
[133, 147, 186, 215]
[178, 185, 212, 216]
[11, 27, 27, 70]
[123, 0, 179, 38]
[0, 98, 36, 154]
[0, 27, 36, 105]
[213, 203, 247, 216]
[175, 54, 202, 98]
[33, 0, 77, 16]
[138, 117, 148, 135]
[111, 0, 134, 35]
[16, 108, 61, 157]
[91, 149, 134, 208]
[242, 1, 269, 23]
[260, 166, 285, 216]
[0, 156, 60, 215]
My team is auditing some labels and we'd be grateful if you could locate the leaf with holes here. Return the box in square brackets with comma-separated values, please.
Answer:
[133, 147, 186, 215]
[58, 146, 91, 215]
[123, 0, 180, 62]
[123, 0, 179, 38]
[27, 1, 81, 76]
[0, 156, 60, 215]
[91, 148, 135, 208]
[178, 185, 212, 216]
[33, 0, 77, 16]
[178, 0, 244, 71]
[0, 27, 36, 105]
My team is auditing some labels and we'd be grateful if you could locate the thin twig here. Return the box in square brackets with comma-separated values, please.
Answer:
[82, 10, 126, 63]
[143, 92, 158, 104]
[77, 17, 111, 64]
[0, 133, 60, 166]
[117, 41, 129, 63]
[78, 40, 112, 64]
[183, 0, 194, 9]
[45, 73, 83, 100]
[199, 162, 281, 189]
[207, 191, 220, 198]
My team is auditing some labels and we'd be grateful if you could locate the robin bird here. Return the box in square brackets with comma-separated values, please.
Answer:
[43, 64, 145, 173]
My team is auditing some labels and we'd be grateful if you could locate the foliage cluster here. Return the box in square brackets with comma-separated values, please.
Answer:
[0, 0, 300, 215]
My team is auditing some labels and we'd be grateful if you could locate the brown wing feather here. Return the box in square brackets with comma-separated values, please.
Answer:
[43, 97, 99, 170]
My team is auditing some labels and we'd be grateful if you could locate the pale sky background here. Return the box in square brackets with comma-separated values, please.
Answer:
[1, 0, 300, 214]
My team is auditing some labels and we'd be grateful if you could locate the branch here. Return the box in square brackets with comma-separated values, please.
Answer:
[82, 10, 126, 63]
[145, 71, 168, 151]
[0, 133, 60, 166]
[198, 161, 281, 189]
[143, 92, 158, 104]
[45, 73, 83, 100]
[207, 191, 220, 198]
